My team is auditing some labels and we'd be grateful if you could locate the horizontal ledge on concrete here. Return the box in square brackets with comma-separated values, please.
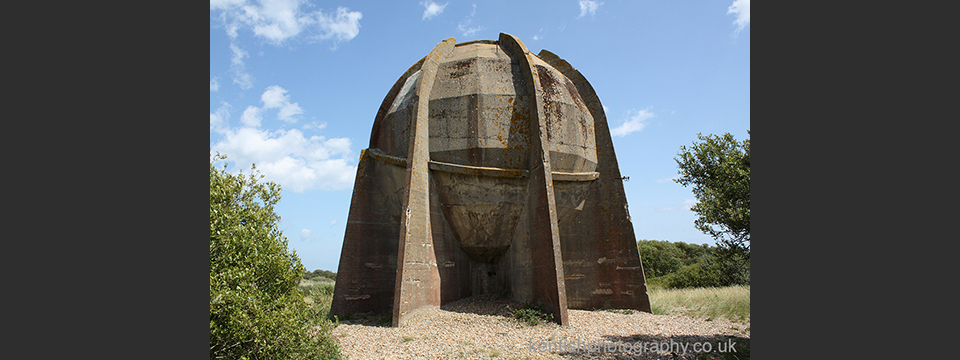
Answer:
[366, 148, 409, 167]
[366, 147, 599, 181]
[427, 160, 529, 178]
[551, 171, 600, 181]
[455, 39, 498, 47]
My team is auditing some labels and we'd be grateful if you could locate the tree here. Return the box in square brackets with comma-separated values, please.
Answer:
[636, 240, 684, 278]
[674, 131, 750, 257]
[210, 153, 341, 360]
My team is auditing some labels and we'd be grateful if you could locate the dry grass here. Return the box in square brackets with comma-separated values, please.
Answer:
[648, 285, 750, 324]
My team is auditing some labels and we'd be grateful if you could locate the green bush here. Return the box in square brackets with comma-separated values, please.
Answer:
[661, 261, 723, 288]
[210, 153, 342, 360]
[636, 240, 684, 278]
[638, 239, 749, 289]
[673, 241, 712, 266]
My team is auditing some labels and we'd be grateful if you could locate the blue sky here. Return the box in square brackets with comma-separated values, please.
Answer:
[210, 0, 750, 272]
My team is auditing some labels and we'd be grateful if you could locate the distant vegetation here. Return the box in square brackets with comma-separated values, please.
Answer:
[639, 240, 750, 329]
[638, 239, 750, 289]
[303, 269, 337, 282]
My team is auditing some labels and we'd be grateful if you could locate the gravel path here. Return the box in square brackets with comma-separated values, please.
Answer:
[329, 295, 749, 359]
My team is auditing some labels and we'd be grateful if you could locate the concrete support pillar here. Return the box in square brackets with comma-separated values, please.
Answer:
[498, 33, 569, 325]
[392, 38, 457, 327]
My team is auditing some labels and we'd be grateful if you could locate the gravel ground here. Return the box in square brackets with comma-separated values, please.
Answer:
[329, 295, 749, 359]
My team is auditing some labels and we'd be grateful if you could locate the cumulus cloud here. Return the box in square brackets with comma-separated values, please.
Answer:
[211, 126, 357, 192]
[261, 85, 304, 122]
[210, 101, 232, 134]
[301, 228, 312, 240]
[727, 0, 750, 34]
[211, 85, 356, 191]
[578, 0, 603, 19]
[610, 107, 655, 137]
[211, 0, 362, 46]
[682, 199, 697, 211]
[233, 85, 304, 127]
[210, 78, 220, 92]
[316, 7, 363, 45]
[420, 1, 447, 21]
[240, 106, 262, 127]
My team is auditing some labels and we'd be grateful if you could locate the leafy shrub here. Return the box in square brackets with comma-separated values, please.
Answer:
[636, 240, 685, 278]
[210, 153, 342, 360]
[661, 261, 723, 288]
[638, 239, 749, 289]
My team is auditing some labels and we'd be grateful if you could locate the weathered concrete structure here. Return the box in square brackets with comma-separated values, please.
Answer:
[331, 33, 651, 326]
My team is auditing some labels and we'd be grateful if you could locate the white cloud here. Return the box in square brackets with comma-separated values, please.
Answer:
[229, 42, 247, 66]
[458, 4, 484, 37]
[211, 126, 357, 192]
[532, 27, 545, 40]
[250, 0, 306, 43]
[610, 107, 655, 137]
[210, 101, 232, 134]
[260, 85, 304, 122]
[655, 176, 678, 184]
[232, 85, 304, 128]
[316, 7, 363, 46]
[261, 85, 288, 109]
[652, 199, 696, 212]
[420, 1, 447, 21]
[229, 43, 254, 89]
[302, 121, 328, 132]
[210, 0, 246, 11]
[578, 0, 603, 19]
[727, 0, 750, 34]
[210, 78, 220, 92]
[330, 220, 338, 226]
[240, 106, 262, 127]
[211, 0, 362, 46]
[301, 228, 312, 240]
[458, 22, 483, 37]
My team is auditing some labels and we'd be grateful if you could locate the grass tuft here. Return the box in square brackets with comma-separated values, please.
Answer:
[509, 302, 554, 326]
